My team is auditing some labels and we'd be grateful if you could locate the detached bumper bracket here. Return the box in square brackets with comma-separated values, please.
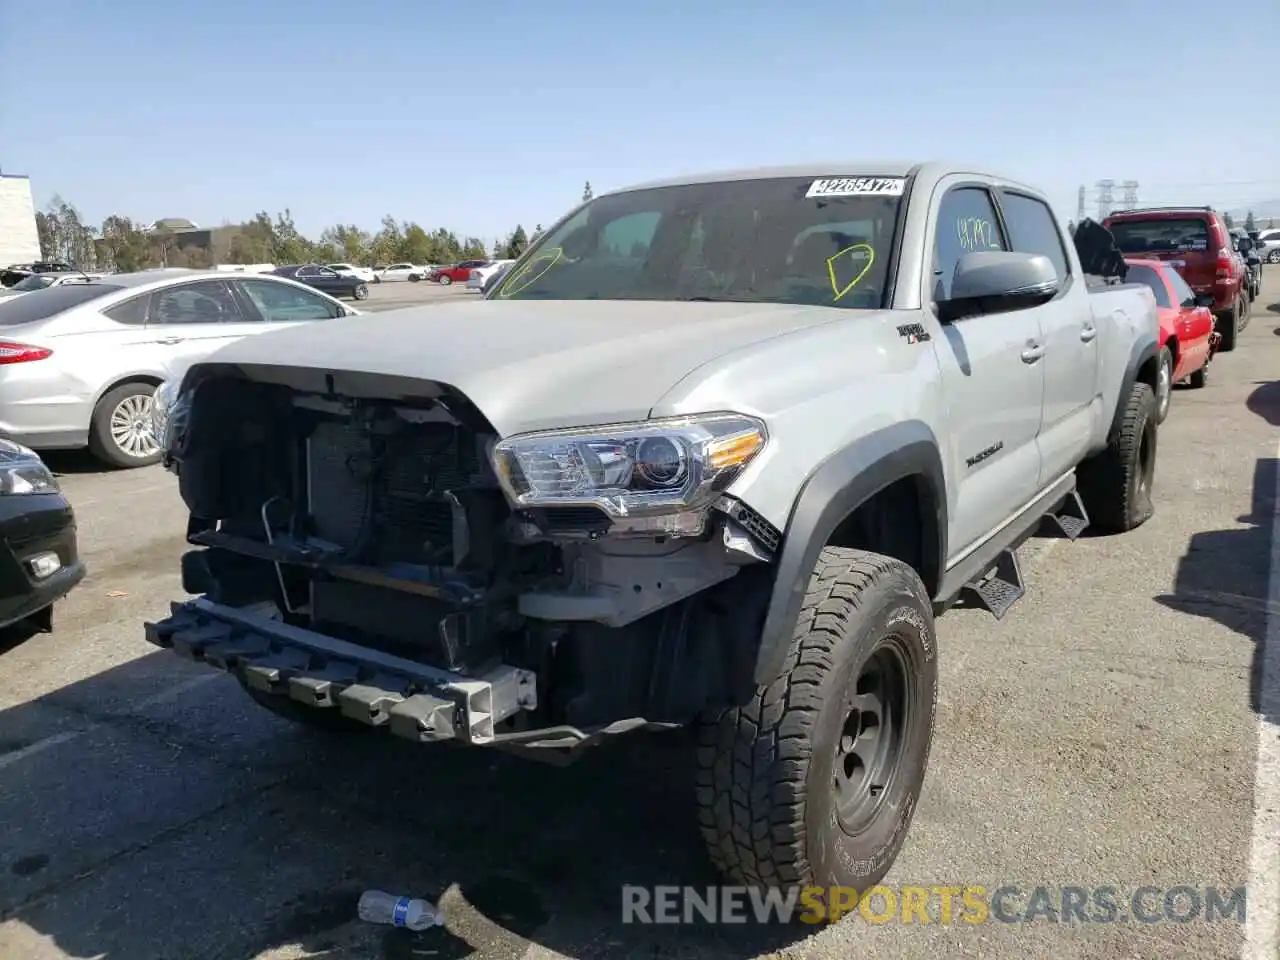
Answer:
[143, 599, 536, 745]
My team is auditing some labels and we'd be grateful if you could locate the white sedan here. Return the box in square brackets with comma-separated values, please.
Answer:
[327, 263, 377, 284]
[376, 263, 430, 283]
[465, 260, 514, 291]
[0, 268, 359, 468]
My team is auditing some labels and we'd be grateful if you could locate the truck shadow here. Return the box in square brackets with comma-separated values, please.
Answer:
[1246, 380, 1280, 427]
[1153, 456, 1277, 724]
[0, 647, 803, 960]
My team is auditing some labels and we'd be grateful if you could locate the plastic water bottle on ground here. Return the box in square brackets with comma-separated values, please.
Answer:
[358, 890, 444, 931]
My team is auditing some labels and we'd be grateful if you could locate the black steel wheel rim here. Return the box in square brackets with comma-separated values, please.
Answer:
[833, 638, 911, 836]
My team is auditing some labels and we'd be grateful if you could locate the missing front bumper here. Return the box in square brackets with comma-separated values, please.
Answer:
[143, 598, 537, 745]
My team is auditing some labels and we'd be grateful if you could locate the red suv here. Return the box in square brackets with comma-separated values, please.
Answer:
[1103, 207, 1248, 351]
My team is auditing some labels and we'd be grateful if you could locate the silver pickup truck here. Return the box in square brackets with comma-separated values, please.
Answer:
[146, 162, 1160, 899]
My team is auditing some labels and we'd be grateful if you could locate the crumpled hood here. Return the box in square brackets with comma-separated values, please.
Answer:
[196, 299, 855, 436]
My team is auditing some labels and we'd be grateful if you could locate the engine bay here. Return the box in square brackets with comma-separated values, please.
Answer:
[165, 368, 778, 739]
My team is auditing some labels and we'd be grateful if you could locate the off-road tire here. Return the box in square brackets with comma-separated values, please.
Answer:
[88, 381, 162, 469]
[1216, 301, 1239, 352]
[696, 548, 937, 895]
[240, 682, 365, 733]
[1077, 380, 1157, 534]
[1189, 361, 1208, 389]
[1155, 347, 1172, 425]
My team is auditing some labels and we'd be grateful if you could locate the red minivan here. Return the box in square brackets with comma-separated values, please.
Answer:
[1103, 207, 1248, 351]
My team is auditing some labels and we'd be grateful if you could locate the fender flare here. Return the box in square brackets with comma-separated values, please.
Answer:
[1107, 335, 1159, 444]
[753, 421, 947, 684]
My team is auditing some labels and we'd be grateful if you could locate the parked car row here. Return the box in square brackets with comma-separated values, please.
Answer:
[0, 261, 76, 288]
[1100, 205, 1271, 421]
[0, 270, 103, 299]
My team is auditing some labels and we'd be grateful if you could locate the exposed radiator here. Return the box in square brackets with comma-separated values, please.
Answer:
[306, 419, 484, 563]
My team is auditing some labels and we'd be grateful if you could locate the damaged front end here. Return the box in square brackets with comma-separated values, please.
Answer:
[145, 363, 779, 761]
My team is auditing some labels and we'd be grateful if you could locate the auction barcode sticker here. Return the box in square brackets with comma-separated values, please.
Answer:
[805, 177, 905, 198]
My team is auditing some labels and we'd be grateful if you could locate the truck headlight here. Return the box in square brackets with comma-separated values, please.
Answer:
[490, 413, 767, 526]
[0, 440, 59, 495]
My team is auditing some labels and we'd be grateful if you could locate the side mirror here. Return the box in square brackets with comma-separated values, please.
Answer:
[937, 251, 1059, 323]
[1194, 293, 1215, 309]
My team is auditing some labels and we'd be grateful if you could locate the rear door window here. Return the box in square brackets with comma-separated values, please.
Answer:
[0, 283, 124, 325]
[151, 280, 244, 324]
[1109, 218, 1209, 255]
[999, 192, 1071, 282]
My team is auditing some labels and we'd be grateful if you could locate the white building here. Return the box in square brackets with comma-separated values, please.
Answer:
[0, 174, 41, 265]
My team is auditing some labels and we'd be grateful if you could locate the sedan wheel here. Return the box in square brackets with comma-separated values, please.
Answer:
[438, 275, 452, 285]
[1269, 249, 1280, 264]
[353, 283, 369, 300]
[89, 383, 162, 469]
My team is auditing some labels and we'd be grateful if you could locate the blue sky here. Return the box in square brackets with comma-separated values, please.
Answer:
[1, 0, 1276, 245]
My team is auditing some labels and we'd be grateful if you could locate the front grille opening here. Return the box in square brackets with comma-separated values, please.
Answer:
[536, 506, 612, 535]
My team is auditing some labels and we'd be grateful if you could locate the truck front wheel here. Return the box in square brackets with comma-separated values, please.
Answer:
[696, 548, 937, 895]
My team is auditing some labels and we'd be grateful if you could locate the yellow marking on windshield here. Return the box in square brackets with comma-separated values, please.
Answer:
[498, 248, 564, 298]
[827, 244, 875, 302]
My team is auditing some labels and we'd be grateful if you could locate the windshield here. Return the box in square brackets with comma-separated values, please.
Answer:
[0, 283, 124, 325]
[1108, 217, 1209, 254]
[489, 175, 905, 308]
[10, 275, 58, 292]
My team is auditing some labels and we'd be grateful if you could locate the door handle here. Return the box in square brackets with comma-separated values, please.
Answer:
[1080, 325, 1097, 342]
[1021, 343, 1045, 364]
[156, 336, 184, 345]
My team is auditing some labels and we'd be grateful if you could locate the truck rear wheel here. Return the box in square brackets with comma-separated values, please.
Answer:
[1077, 380, 1157, 534]
[696, 548, 937, 895]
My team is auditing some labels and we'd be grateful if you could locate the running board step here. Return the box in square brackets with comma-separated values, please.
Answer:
[963, 548, 1025, 620]
[1042, 489, 1090, 540]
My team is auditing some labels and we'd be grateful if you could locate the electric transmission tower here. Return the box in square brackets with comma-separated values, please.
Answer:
[1121, 180, 1140, 210]
[1077, 186, 1086, 223]
[1095, 180, 1115, 220]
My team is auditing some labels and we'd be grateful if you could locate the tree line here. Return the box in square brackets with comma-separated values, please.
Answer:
[33, 197, 552, 274]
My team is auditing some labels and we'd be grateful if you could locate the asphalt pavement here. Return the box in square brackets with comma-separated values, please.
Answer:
[358, 278, 479, 312]
[1, 270, 1278, 960]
